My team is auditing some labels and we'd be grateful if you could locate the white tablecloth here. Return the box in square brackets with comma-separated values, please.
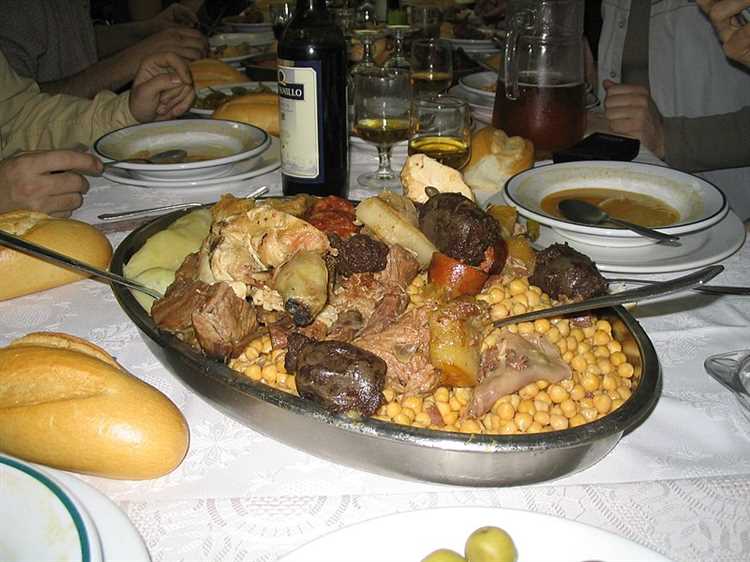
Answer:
[1, 142, 749, 562]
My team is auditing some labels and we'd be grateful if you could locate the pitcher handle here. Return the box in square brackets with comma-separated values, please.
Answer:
[504, 10, 532, 100]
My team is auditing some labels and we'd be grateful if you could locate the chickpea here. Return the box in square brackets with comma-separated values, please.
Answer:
[403, 395, 423, 413]
[526, 291, 541, 307]
[383, 388, 396, 402]
[548, 384, 569, 403]
[495, 401, 515, 421]
[498, 420, 518, 434]
[617, 362, 635, 378]
[517, 399, 535, 414]
[509, 279, 527, 296]
[560, 399, 577, 418]
[246, 363, 262, 381]
[460, 419, 482, 434]
[549, 413, 569, 431]
[392, 413, 411, 425]
[401, 407, 416, 423]
[533, 411, 551, 426]
[569, 414, 587, 427]
[545, 326, 561, 343]
[519, 383, 539, 400]
[465, 526, 518, 562]
[386, 402, 402, 419]
[593, 394, 613, 414]
[434, 386, 450, 402]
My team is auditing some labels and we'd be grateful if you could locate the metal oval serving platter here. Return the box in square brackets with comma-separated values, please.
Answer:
[110, 203, 661, 487]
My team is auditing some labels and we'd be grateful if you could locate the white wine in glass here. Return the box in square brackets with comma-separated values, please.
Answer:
[409, 95, 472, 170]
[410, 39, 453, 96]
[353, 68, 412, 189]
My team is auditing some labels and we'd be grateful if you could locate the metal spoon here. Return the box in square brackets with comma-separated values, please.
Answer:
[493, 264, 723, 328]
[0, 230, 163, 300]
[104, 148, 188, 169]
[608, 277, 750, 296]
[558, 198, 680, 244]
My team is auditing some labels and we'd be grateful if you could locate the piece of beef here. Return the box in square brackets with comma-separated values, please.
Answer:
[354, 305, 438, 395]
[285, 333, 386, 416]
[266, 314, 329, 351]
[151, 252, 258, 360]
[530, 243, 609, 301]
[191, 283, 258, 359]
[419, 192, 506, 272]
[469, 331, 571, 417]
[327, 309, 365, 341]
[329, 233, 389, 277]
[373, 244, 420, 290]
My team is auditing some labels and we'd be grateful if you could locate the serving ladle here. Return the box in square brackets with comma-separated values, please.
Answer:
[0, 230, 163, 300]
[104, 148, 188, 169]
[558, 198, 680, 245]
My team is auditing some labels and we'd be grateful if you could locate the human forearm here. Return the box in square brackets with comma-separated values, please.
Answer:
[38, 55, 136, 99]
[663, 107, 750, 171]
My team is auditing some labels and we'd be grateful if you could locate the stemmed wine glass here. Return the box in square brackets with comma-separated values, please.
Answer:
[350, 29, 382, 77]
[410, 38, 454, 97]
[353, 67, 412, 189]
[269, 0, 295, 41]
[408, 95, 472, 170]
[383, 25, 413, 70]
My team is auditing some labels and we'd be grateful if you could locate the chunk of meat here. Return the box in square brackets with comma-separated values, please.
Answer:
[304, 196, 358, 238]
[284, 333, 386, 416]
[530, 243, 608, 301]
[469, 331, 571, 416]
[354, 306, 439, 395]
[327, 309, 365, 341]
[373, 244, 420, 290]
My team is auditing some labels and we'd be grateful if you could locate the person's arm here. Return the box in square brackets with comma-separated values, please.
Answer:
[39, 28, 208, 98]
[663, 107, 750, 171]
[0, 0, 47, 80]
[95, 4, 200, 57]
[0, 52, 194, 157]
[698, 0, 750, 67]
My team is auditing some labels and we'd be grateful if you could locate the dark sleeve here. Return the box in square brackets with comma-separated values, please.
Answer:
[663, 106, 750, 172]
[0, 0, 48, 79]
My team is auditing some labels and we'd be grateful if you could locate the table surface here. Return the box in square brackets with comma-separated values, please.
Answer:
[2, 138, 750, 562]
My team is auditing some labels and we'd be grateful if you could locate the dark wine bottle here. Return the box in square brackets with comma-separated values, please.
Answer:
[277, 0, 350, 198]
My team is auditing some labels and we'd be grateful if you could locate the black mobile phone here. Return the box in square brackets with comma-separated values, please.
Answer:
[552, 133, 640, 163]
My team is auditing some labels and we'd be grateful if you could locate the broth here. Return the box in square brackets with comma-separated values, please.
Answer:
[130, 147, 234, 163]
[541, 188, 681, 227]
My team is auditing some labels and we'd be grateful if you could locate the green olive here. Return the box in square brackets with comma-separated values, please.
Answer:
[464, 526, 518, 562]
[421, 548, 467, 562]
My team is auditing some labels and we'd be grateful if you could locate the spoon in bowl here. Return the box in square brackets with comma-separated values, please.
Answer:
[558, 198, 680, 245]
[104, 148, 188, 169]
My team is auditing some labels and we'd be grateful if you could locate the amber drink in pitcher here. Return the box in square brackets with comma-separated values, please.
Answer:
[492, 0, 586, 152]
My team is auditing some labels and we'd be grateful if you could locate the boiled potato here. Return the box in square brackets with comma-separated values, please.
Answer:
[421, 549, 466, 562]
[464, 526, 518, 562]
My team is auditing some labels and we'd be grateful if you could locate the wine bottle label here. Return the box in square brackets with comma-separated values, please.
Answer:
[278, 59, 324, 181]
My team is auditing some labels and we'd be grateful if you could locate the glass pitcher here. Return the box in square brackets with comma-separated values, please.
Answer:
[491, 0, 586, 153]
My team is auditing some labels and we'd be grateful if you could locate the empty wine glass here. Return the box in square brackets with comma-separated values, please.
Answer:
[410, 38, 454, 97]
[351, 28, 382, 76]
[353, 67, 412, 188]
[408, 5, 442, 39]
[383, 25, 413, 70]
[270, 0, 295, 40]
[409, 95, 472, 170]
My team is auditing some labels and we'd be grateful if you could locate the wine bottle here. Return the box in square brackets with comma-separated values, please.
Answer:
[278, 0, 350, 197]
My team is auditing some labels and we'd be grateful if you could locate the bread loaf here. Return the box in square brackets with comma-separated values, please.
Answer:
[189, 58, 247, 89]
[0, 332, 189, 480]
[0, 210, 112, 301]
[401, 154, 476, 203]
[212, 92, 280, 136]
[463, 126, 535, 195]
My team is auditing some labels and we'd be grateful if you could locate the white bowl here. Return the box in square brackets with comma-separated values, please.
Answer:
[209, 32, 274, 64]
[94, 119, 271, 181]
[503, 161, 728, 248]
[459, 71, 497, 99]
[191, 81, 277, 117]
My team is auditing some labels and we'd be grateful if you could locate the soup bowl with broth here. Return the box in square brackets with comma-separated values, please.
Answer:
[503, 161, 727, 247]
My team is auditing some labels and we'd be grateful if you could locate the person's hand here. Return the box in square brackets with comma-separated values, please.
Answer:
[149, 3, 200, 32]
[697, 0, 750, 66]
[0, 151, 102, 217]
[121, 28, 208, 72]
[602, 80, 666, 158]
[130, 53, 196, 122]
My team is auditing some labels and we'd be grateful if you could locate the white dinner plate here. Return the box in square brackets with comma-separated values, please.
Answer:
[448, 84, 494, 109]
[209, 32, 274, 65]
[220, 19, 273, 34]
[191, 81, 277, 117]
[104, 137, 280, 189]
[533, 209, 745, 274]
[459, 70, 497, 99]
[52, 469, 150, 562]
[279, 507, 674, 562]
[447, 37, 500, 53]
[0, 455, 102, 562]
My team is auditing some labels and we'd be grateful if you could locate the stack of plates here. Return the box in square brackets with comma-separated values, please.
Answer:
[449, 70, 497, 125]
[95, 119, 280, 190]
[0, 454, 149, 562]
[446, 36, 501, 54]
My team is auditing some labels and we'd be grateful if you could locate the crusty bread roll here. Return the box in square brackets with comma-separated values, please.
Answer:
[463, 126, 535, 194]
[212, 92, 279, 136]
[401, 154, 476, 203]
[0, 332, 189, 480]
[190, 58, 248, 89]
[0, 210, 112, 301]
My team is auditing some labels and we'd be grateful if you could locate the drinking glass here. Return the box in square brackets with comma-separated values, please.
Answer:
[353, 68, 412, 188]
[383, 25, 413, 70]
[269, 0, 295, 40]
[408, 95, 472, 170]
[408, 5, 443, 39]
[410, 39, 453, 97]
[350, 28, 381, 76]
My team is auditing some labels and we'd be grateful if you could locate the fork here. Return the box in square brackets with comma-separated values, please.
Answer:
[607, 277, 750, 296]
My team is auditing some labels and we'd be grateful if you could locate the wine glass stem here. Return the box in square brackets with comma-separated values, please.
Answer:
[362, 40, 374, 65]
[376, 145, 394, 178]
